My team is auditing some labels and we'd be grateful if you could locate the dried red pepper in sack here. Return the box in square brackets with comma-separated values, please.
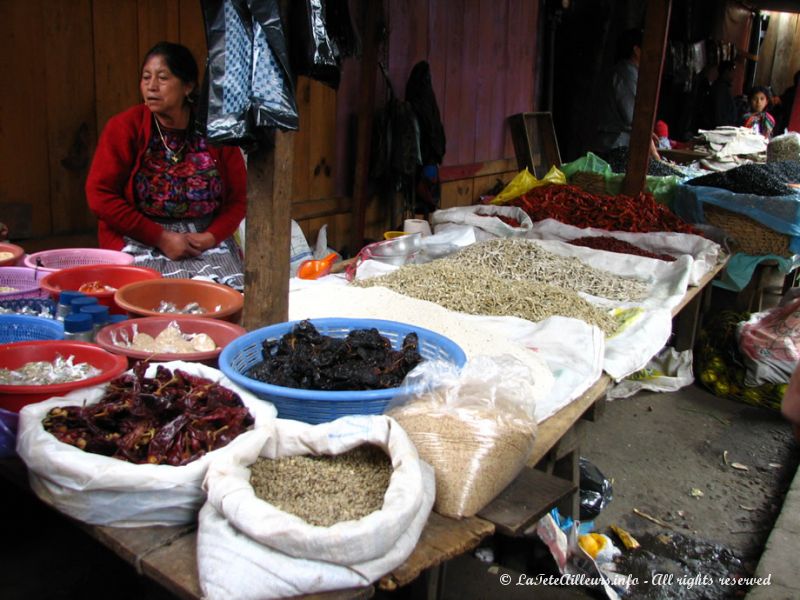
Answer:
[43, 363, 255, 466]
[508, 184, 698, 235]
[568, 236, 676, 261]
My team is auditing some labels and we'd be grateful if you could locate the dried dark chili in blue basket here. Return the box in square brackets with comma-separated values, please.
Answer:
[247, 319, 423, 391]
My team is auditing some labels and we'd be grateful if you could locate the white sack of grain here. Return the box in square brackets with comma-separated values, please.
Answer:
[16, 361, 276, 527]
[388, 355, 538, 518]
[767, 132, 800, 163]
[197, 415, 434, 600]
[431, 204, 533, 240]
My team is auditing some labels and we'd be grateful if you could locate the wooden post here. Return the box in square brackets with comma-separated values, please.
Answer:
[242, 131, 295, 329]
[621, 0, 671, 196]
[350, 0, 382, 253]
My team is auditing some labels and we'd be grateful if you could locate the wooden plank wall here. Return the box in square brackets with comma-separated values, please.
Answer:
[1, 0, 538, 255]
[756, 11, 800, 98]
[372, 0, 538, 232]
[0, 0, 206, 242]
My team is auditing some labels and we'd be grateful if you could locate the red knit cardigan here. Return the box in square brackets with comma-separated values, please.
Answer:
[86, 104, 247, 251]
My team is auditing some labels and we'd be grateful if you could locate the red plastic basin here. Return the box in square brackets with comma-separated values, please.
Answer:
[0, 341, 128, 412]
[40, 265, 162, 314]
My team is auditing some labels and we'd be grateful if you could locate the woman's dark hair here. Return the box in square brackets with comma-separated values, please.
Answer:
[615, 28, 643, 62]
[142, 41, 199, 103]
[748, 85, 772, 107]
[718, 60, 736, 76]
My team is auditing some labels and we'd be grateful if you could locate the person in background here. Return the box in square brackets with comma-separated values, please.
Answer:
[775, 70, 800, 135]
[705, 60, 739, 129]
[86, 41, 247, 289]
[593, 28, 643, 154]
[0, 222, 8, 241]
[742, 86, 776, 138]
[654, 120, 672, 149]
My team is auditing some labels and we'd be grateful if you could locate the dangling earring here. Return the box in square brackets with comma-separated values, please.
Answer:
[186, 94, 195, 104]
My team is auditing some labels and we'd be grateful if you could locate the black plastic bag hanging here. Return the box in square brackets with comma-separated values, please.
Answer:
[248, 0, 298, 130]
[201, 0, 298, 146]
[579, 457, 613, 521]
[289, 0, 342, 89]
[325, 0, 360, 59]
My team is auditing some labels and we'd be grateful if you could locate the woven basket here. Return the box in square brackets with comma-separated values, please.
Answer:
[570, 171, 607, 195]
[704, 205, 791, 256]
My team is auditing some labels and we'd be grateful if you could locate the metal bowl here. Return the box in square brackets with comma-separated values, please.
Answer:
[368, 233, 422, 258]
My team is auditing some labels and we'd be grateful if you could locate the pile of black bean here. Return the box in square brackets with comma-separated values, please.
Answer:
[602, 146, 684, 177]
[686, 161, 800, 196]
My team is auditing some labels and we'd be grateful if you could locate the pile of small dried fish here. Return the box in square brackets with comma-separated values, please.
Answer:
[0, 354, 101, 386]
[355, 262, 619, 335]
[444, 239, 649, 302]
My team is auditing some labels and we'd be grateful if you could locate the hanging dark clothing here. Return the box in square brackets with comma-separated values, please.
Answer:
[405, 61, 446, 166]
[706, 79, 738, 129]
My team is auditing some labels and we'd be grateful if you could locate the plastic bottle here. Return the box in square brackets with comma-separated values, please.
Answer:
[70, 296, 99, 315]
[56, 291, 85, 321]
[80, 304, 110, 340]
[108, 314, 129, 325]
[63, 312, 94, 342]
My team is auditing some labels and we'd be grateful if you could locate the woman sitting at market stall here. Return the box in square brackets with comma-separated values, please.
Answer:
[742, 85, 776, 139]
[86, 42, 246, 290]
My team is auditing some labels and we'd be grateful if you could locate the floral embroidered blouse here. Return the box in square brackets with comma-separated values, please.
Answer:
[134, 119, 224, 218]
[742, 111, 776, 139]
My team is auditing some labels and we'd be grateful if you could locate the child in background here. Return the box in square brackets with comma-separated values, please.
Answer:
[654, 120, 672, 149]
[742, 86, 776, 138]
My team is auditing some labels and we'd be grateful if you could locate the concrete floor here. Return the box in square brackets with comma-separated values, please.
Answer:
[416, 382, 797, 600]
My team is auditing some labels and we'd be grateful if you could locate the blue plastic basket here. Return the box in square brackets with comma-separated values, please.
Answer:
[0, 314, 64, 343]
[0, 298, 57, 318]
[219, 318, 467, 424]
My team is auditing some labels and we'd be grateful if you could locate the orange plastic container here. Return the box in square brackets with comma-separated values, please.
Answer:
[114, 279, 244, 323]
[94, 316, 247, 366]
[0, 242, 24, 267]
[40, 265, 162, 314]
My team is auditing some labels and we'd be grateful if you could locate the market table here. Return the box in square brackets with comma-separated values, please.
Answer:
[0, 379, 603, 600]
[0, 258, 727, 599]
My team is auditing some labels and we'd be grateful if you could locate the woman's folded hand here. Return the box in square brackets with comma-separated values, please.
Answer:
[186, 231, 216, 252]
[158, 230, 201, 260]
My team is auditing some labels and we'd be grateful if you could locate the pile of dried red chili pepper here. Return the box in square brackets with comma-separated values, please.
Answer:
[506, 184, 698, 235]
[42, 363, 254, 466]
[568, 236, 676, 262]
[475, 213, 522, 228]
